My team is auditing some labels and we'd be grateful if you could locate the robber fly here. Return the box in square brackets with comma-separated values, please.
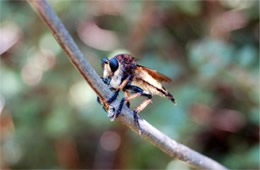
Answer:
[99, 54, 176, 132]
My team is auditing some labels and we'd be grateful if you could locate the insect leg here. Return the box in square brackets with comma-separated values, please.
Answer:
[115, 92, 142, 118]
[101, 77, 111, 85]
[114, 91, 131, 118]
[106, 76, 131, 105]
[125, 85, 152, 99]
[135, 98, 152, 113]
[125, 91, 131, 107]
[97, 96, 101, 104]
[116, 98, 125, 117]
[97, 77, 114, 110]
[121, 85, 152, 132]
[116, 85, 144, 117]
[133, 96, 152, 132]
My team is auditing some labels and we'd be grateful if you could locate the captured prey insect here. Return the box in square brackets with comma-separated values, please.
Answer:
[98, 54, 176, 132]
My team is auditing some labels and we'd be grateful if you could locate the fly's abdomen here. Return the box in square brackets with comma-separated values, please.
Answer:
[154, 85, 176, 104]
[163, 88, 176, 104]
[131, 78, 176, 104]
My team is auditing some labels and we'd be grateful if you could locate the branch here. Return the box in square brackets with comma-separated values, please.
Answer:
[27, 1, 227, 170]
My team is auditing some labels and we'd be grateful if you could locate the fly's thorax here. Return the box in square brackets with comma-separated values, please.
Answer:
[115, 54, 137, 73]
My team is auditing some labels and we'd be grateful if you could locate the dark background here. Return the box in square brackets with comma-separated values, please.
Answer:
[0, 0, 259, 169]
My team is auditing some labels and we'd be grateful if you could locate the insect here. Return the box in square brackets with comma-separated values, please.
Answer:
[99, 54, 176, 132]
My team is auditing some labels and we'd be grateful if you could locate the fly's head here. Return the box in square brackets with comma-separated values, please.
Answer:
[102, 54, 137, 85]
[102, 57, 120, 84]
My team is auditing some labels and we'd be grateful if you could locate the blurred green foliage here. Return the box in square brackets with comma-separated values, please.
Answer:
[0, 0, 259, 169]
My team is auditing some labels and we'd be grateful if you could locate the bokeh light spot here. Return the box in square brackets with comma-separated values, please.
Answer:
[100, 131, 121, 152]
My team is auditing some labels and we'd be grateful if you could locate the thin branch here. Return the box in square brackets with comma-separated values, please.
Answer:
[27, 1, 227, 170]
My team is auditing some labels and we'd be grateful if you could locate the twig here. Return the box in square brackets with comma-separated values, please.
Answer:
[27, 1, 228, 170]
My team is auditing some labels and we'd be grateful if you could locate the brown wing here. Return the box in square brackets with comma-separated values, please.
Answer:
[136, 65, 172, 83]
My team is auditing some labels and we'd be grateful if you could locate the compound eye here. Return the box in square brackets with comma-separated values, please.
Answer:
[109, 58, 119, 72]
